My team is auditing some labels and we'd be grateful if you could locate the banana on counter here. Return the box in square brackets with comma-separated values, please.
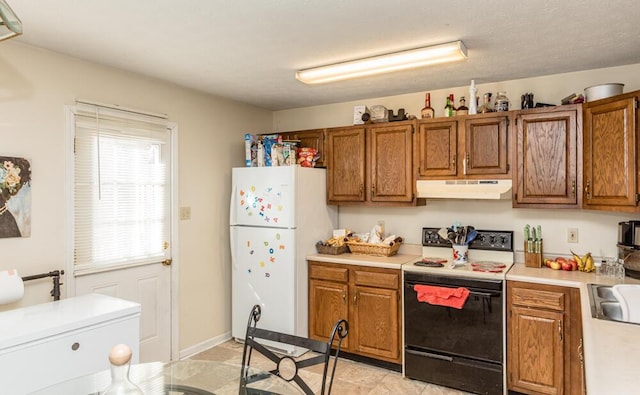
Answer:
[571, 250, 595, 272]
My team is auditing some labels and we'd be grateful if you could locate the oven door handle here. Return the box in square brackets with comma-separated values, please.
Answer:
[469, 290, 500, 298]
[405, 348, 454, 362]
[405, 283, 500, 298]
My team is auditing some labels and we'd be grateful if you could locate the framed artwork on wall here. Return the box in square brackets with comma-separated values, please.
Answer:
[0, 156, 31, 238]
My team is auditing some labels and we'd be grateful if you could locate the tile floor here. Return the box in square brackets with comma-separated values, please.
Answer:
[191, 340, 472, 394]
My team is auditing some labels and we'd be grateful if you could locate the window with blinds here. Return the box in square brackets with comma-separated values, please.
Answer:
[73, 103, 171, 271]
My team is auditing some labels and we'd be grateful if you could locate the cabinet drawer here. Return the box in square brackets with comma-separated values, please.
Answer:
[0, 315, 139, 394]
[511, 286, 565, 311]
[309, 263, 348, 282]
[354, 269, 399, 289]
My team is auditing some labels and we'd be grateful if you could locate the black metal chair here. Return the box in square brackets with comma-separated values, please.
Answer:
[239, 304, 348, 395]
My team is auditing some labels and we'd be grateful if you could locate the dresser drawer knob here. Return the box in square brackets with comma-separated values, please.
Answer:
[71, 342, 80, 351]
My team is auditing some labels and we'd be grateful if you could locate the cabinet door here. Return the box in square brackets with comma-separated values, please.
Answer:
[464, 115, 509, 176]
[417, 120, 458, 177]
[583, 97, 637, 209]
[369, 123, 414, 202]
[515, 107, 580, 206]
[326, 126, 366, 203]
[508, 281, 584, 395]
[352, 285, 400, 362]
[308, 279, 350, 349]
[281, 129, 326, 167]
[508, 306, 564, 395]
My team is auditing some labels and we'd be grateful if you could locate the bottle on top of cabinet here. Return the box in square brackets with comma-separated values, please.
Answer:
[421, 92, 435, 119]
[457, 97, 469, 115]
[478, 93, 495, 113]
[444, 94, 455, 117]
[468, 80, 478, 115]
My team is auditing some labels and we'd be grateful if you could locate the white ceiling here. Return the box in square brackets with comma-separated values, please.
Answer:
[10, 0, 640, 111]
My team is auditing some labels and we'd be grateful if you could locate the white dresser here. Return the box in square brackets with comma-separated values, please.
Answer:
[0, 293, 141, 394]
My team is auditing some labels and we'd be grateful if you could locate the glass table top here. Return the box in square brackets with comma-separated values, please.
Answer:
[31, 359, 303, 395]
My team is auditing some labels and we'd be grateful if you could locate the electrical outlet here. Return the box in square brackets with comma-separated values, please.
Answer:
[568, 228, 578, 243]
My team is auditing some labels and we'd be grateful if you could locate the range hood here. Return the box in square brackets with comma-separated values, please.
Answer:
[416, 179, 512, 200]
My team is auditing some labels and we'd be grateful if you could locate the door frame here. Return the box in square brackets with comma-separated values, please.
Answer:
[64, 105, 180, 361]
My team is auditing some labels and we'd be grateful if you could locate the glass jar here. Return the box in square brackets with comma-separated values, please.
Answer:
[494, 91, 510, 112]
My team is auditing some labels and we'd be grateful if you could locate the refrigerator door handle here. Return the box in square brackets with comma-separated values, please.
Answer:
[230, 227, 237, 270]
[229, 181, 237, 225]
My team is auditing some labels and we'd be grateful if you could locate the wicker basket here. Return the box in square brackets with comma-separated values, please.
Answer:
[315, 242, 349, 255]
[346, 241, 401, 257]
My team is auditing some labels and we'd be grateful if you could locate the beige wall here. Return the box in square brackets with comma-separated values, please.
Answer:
[0, 42, 272, 352]
[3, 39, 640, 356]
[273, 64, 640, 260]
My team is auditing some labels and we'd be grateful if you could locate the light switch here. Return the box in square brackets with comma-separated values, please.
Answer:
[180, 206, 191, 220]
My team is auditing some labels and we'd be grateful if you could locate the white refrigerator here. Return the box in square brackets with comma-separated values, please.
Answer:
[230, 166, 337, 354]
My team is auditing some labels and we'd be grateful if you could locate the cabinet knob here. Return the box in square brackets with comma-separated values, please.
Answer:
[71, 342, 80, 351]
[572, 180, 576, 196]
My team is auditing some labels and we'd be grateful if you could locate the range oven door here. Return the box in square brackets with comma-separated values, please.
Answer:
[403, 271, 504, 395]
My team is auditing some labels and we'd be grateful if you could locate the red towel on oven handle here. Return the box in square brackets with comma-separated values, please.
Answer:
[414, 284, 470, 309]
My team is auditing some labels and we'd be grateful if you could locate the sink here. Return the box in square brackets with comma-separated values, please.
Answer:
[596, 285, 615, 300]
[600, 301, 624, 321]
[588, 284, 626, 323]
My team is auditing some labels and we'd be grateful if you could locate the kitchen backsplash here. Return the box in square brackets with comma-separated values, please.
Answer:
[336, 200, 640, 260]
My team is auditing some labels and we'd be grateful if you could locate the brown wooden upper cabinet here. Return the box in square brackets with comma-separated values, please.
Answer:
[417, 113, 510, 179]
[326, 120, 422, 206]
[513, 104, 582, 208]
[583, 91, 640, 212]
[325, 125, 366, 203]
[280, 128, 326, 168]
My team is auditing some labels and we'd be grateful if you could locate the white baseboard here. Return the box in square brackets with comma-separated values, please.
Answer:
[179, 331, 232, 360]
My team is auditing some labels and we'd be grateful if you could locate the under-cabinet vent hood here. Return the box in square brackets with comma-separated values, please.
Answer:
[416, 179, 512, 200]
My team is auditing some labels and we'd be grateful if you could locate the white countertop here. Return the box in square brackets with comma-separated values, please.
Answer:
[306, 252, 421, 269]
[507, 263, 640, 395]
[0, 293, 141, 350]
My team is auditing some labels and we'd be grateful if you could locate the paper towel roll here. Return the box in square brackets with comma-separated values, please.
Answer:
[0, 269, 25, 304]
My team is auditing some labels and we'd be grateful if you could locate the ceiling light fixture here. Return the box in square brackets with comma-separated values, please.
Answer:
[296, 40, 468, 84]
[0, 0, 21, 42]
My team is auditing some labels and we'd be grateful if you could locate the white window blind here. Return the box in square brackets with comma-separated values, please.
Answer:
[73, 103, 170, 270]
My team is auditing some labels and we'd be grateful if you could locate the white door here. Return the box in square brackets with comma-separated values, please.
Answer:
[74, 262, 171, 362]
[68, 104, 175, 363]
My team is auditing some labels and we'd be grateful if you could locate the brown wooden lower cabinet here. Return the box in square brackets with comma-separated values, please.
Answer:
[507, 281, 585, 395]
[308, 260, 401, 364]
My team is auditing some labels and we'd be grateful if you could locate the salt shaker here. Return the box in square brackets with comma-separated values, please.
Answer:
[102, 344, 143, 395]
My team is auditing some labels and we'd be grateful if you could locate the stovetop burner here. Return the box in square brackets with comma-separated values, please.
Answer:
[414, 259, 445, 267]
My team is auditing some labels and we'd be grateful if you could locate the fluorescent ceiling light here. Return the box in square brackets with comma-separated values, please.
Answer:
[296, 41, 468, 84]
[0, 0, 21, 42]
